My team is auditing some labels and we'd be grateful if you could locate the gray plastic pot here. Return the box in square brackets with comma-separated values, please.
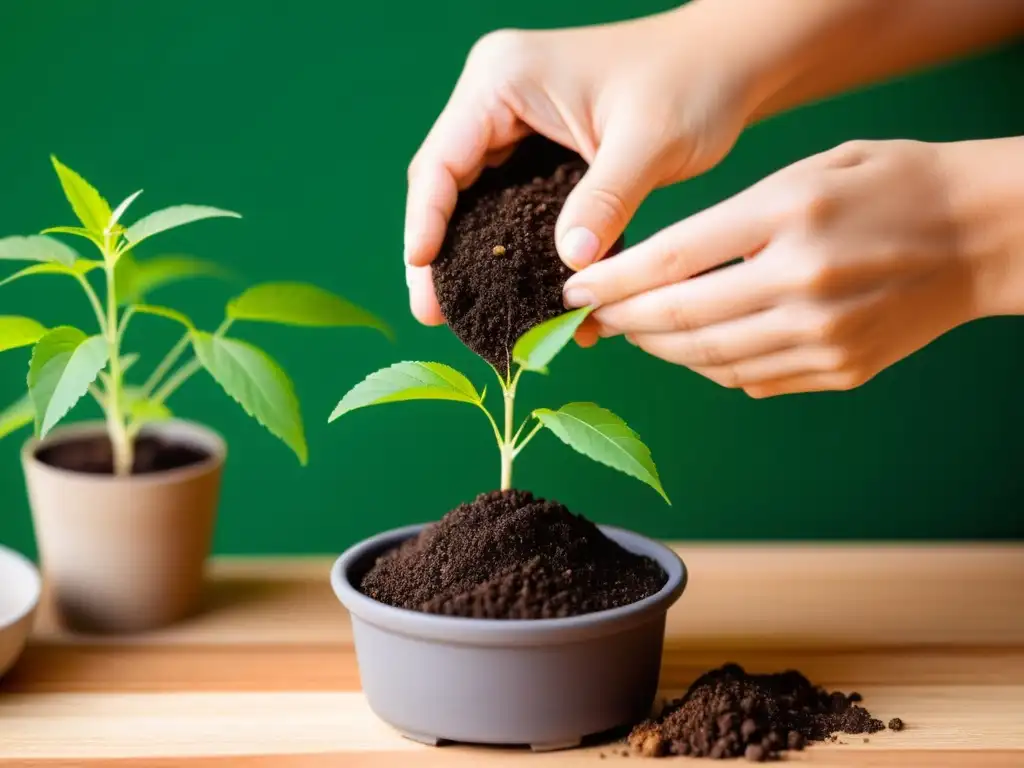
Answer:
[331, 523, 687, 751]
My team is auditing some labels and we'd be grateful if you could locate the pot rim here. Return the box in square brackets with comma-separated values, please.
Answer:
[0, 543, 41, 630]
[21, 418, 227, 486]
[331, 522, 687, 646]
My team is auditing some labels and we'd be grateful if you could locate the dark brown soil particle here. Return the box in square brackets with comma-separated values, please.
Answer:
[358, 489, 665, 619]
[36, 434, 209, 475]
[628, 663, 891, 761]
[888, 718, 904, 731]
[431, 134, 623, 372]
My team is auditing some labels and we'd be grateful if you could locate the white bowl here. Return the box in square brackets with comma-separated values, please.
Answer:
[0, 544, 41, 679]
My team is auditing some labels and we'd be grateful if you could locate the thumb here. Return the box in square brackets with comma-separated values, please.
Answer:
[555, 123, 663, 271]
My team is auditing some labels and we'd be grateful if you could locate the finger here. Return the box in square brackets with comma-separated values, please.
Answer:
[574, 316, 600, 348]
[405, 94, 528, 269]
[562, 167, 794, 308]
[593, 256, 789, 334]
[623, 306, 809, 367]
[405, 264, 445, 326]
[688, 345, 853, 389]
[554, 120, 665, 271]
[744, 370, 871, 399]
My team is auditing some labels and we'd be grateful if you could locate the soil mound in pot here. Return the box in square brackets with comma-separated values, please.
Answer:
[36, 435, 209, 475]
[628, 663, 894, 761]
[359, 489, 666, 619]
[431, 135, 623, 372]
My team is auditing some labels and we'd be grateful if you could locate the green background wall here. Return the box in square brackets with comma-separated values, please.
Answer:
[2, 1, 1023, 555]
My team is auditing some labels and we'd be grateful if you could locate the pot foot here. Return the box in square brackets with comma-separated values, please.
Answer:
[397, 730, 443, 747]
[530, 738, 583, 752]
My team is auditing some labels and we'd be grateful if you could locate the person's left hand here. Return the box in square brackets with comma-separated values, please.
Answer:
[562, 139, 983, 397]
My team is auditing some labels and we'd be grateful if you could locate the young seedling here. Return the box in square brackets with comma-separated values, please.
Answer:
[0, 156, 390, 474]
[328, 306, 669, 502]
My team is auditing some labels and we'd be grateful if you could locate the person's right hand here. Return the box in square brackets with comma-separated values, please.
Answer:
[403, 5, 762, 343]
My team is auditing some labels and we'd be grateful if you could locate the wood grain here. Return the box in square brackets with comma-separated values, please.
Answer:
[0, 544, 1021, 766]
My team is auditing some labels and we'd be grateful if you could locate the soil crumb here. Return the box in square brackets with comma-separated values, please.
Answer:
[888, 717, 904, 731]
[36, 434, 209, 475]
[628, 663, 891, 761]
[431, 134, 623, 371]
[359, 489, 665, 619]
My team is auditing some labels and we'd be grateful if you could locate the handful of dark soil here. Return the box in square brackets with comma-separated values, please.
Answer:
[629, 663, 895, 761]
[359, 489, 666, 619]
[431, 135, 623, 372]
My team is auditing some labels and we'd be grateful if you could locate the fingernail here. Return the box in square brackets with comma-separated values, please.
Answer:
[563, 287, 595, 309]
[560, 227, 600, 270]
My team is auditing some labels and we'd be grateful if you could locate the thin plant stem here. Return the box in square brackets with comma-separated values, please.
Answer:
[143, 332, 190, 396]
[102, 237, 132, 476]
[116, 305, 135, 342]
[74, 273, 107, 335]
[499, 378, 517, 491]
[513, 421, 543, 458]
[152, 358, 200, 404]
[477, 402, 503, 447]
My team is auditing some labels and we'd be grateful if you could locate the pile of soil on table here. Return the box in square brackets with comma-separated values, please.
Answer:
[628, 663, 895, 762]
[431, 134, 623, 372]
[36, 434, 209, 475]
[358, 489, 666, 619]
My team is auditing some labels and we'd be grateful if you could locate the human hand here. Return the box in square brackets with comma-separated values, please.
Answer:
[403, 4, 761, 342]
[564, 139, 986, 397]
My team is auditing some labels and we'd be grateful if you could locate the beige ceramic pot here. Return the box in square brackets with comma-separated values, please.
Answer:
[21, 419, 226, 634]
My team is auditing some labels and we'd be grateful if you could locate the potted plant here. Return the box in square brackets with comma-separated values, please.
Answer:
[328, 306, 687, 750]
[0, 156, 390, 633]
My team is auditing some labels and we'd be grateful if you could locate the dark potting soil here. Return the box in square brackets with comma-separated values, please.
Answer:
[36, 434, 209, 475]
[628, 663, 893, 761]
[359, 489, 666, 619]
[431, 134, 623, 372]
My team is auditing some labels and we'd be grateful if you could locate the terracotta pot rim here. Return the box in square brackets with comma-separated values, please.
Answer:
[0, 543, 41, 630]
[21, 418, 227, 486]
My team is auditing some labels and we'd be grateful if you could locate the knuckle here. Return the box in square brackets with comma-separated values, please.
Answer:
[468, 29, 534, 76]
[823, 345, 855, 372]
[585, 185, 633, 233]
[827, 139, 873, 169]
[709, 365, 740, 389]
[667, 299, 695, 333]
[792, 256, 836, 297]
[799, 178, 840, 230]
[837, 367, 870, 390]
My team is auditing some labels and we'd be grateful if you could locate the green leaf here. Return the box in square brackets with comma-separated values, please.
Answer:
[50, 155, 112, 234]
[116, 252, 232, 304]
[0, 316, 47, 353]
[191, 332, 306, 464]
[0, 234, 80, 266]
[124, 205, 242, 246]
[124, 387, 172, 426]
[27, 327, 109, 437]
[533, 402, 669, 503]
[0, 259, 102, 289]
[512, 307, 593, 374]
[329, 361, 482, 422]
[0, 394, 34, 441]
[227, 281, 391, 338]
[108, 189, 144, 231]
[132, 304, 194, 330]
[40, 226, 104, 248]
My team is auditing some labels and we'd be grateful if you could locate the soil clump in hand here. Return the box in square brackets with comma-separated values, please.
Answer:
[431, 135, 623, 371]
[359, 489, 665, 619]
[628, 663, 896, 761]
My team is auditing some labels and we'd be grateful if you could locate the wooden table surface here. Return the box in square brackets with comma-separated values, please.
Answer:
[2, 544, 1023, 767]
